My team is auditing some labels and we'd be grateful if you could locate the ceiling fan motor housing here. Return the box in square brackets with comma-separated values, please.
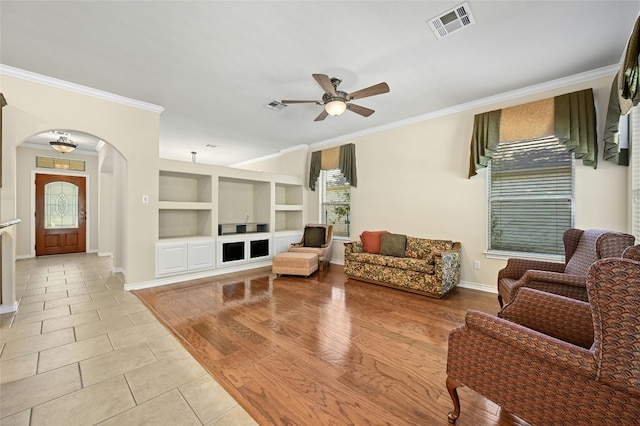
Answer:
[322, 90, 348, 104]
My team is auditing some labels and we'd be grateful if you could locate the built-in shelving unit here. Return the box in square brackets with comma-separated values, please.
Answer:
[155, 159, 305, 279]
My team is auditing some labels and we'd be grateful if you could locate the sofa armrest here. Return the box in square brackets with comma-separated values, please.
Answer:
[498, 257, 566, 280]
[434, 242, 461, 290]
[344, 241, 362, 256]
[499, 288, 593, 349]
[461, 310, 596, 376]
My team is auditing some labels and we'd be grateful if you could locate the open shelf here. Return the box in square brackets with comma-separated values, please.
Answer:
[275, 210, 303, 232]
[275, 183, 303, 206]
[158, 209, 212, 239]
[159, 171, 212, 203]
[218, 177, 270, 229]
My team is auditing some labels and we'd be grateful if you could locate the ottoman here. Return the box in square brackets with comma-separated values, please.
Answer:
[272, 252, 318, 277]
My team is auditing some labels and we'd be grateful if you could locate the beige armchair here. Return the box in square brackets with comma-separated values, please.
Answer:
[497, 228, 634, 307]
[446, 257, 640, 424]
[288, 224, 333, 270]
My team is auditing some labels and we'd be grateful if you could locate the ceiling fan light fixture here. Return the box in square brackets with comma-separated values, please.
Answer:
[325, 100, 347, 116]
[50, 136, 77, 153]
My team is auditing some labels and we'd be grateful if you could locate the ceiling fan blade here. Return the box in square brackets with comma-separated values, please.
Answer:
[347, 82, 390, 101]
[281, 100, 320, 104]
[314, 109, 329, 121]
[313, 74, 337, 96]
[346, 103, 375, 117]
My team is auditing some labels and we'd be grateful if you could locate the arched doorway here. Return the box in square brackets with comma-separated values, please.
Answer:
[16, 130, 126, 269]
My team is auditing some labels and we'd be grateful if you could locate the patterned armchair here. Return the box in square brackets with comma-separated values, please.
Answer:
[623, 244, 640, 261]
[497, 228, 634, 307]
[288, 224, 333, 270]
[446, 257, 640, 425]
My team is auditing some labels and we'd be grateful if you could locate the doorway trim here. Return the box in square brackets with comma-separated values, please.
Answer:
[30, 169, 91, 258]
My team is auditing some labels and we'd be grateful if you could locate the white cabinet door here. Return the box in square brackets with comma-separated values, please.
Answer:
[188, 240, 215, 270]
[156, 243, 188, 276]
[156, 239, 215, 277]
[273, 232, 303, 254]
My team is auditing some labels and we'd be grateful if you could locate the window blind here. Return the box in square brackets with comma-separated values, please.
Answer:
[489, 137, 574, 255]
[631, 105, 640, 241]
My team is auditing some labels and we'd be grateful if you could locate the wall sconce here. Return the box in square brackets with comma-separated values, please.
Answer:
[50, 136, 77, 153]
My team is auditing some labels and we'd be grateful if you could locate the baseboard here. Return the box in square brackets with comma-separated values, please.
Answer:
[458, 281, 496, 293]
[124, 261, 272, 291]
[0, 301, 19, 314]
[97, 252, 113, 257]
[16, 254, 33, 260]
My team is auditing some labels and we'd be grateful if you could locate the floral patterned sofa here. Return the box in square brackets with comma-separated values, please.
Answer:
[343, 235, 461, 298]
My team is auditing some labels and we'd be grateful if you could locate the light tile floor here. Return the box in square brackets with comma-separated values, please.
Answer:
[0, 253, 257, 426]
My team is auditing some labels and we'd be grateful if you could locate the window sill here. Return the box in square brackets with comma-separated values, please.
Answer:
[485, 250, 563, 263]
[332, 236, 352, 243]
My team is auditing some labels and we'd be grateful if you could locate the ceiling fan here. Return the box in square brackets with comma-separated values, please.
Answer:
[282, 74, 390, 121]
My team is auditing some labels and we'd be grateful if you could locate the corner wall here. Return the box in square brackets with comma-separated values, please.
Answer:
[244, 73, 629, 291]
[1, 74, 160, 287]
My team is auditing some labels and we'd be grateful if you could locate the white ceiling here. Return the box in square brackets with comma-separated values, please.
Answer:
[1, 1, 639, 166]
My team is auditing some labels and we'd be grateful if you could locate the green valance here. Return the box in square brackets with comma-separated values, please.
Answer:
[308, 151, 322, 191]
[308, 143, 357, 191]
[554, 88, 597, 168]
[468, 110, 501, 178]
[468, 89, 597, 178]
[603, 74, 629, 166]
[603, 15, 639, 166]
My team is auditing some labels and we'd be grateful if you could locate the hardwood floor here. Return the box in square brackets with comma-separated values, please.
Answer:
[134, 266, 529, 426]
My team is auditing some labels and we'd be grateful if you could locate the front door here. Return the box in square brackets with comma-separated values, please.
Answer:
[35, 174, 86, 256]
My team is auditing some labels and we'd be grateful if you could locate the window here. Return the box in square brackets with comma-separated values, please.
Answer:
[488, 136, 574, 257]
[630, 105, 640, 241]
[320, 169, 350, 238]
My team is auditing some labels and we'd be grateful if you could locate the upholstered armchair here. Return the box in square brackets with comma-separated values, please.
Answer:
[288, 224, 333, 270]
[623, 244, 640, 261]
[446, 257, 640, 425]
[497, 228, 634, 307]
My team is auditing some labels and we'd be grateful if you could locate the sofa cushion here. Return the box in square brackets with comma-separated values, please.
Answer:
[380, 233, 407, 257]
[360, 231, 389, 254]
[348, 252, 434, 274]
[405, 237, 454, 263]
[303, 226, 326, 247]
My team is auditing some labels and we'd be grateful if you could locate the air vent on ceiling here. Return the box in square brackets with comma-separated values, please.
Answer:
[427, 2, 475, 39]
[264, 100, 287, 111]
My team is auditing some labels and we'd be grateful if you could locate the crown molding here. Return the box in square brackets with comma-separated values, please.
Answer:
[309, 64, 619, 151]
[231, 144, 309, 168]
[280, 144, 309, 154]
[0, 64, 165, 114]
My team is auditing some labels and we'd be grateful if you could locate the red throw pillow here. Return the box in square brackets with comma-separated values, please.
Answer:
[360, 231, 389, 254]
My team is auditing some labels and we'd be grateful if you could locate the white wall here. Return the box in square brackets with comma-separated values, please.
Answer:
[241, 73, 629, 290]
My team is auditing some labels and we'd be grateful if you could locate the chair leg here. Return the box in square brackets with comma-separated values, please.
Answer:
[446, 375, 461, 424]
